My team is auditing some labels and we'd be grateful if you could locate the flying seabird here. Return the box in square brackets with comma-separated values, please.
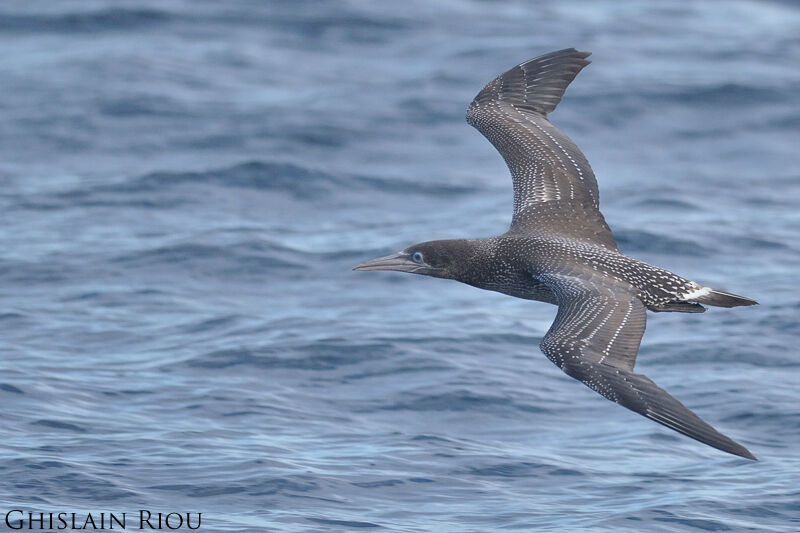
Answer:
[353, 49, 757, 460]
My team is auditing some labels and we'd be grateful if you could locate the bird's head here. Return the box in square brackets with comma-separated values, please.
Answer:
[353, 239, 478, 281]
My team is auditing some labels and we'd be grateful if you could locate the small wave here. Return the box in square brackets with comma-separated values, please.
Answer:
[398, 97, 463, 125]
[109, 240, 306, 273]
[149, 475, 319, 498]
[380, 390, 547, 414]
[94, 161, 475, 199]
[0, 259, 78, 284]
[0, 312, 30, 323]
[351, 479, 404, 488]
[615, 229, 713, 256]
[32, 419, 87, 433]
[307, 517, 382, 529]
[0, 8, 171, 33]
[71, 161, 343, 201]
[0, 383, 24, 394]
[631, 198, 700, 211]
[178, 314, 243, 335]
[107, 238, 376, 278]
[727, 235, 789, 251]
[188, 341, 393, 370]
[25, 468, 137, 500]
[13, 160, 481, 216]
[467, 461, 583, 478]
[270, 10, 411, 46]
[98, 95, 191, 118]
[134, 162, 333, 195]
[652, 83, 791, 106]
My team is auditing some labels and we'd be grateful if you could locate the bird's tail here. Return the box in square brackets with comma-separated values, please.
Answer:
[691, 288, 758, 308]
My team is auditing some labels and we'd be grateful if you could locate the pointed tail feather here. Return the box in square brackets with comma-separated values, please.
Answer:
[693, 288, 758, 308]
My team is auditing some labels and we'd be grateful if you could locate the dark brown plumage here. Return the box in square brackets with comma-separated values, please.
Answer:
[354, 49, 757, 460]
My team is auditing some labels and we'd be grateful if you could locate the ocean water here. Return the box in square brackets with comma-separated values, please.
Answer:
[0, 0, 798, 531]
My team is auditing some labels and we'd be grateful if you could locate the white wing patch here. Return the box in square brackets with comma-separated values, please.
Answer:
[682, 285, 712, 301]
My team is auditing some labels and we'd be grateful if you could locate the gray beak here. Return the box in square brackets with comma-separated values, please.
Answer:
[352, 252, 426, 273]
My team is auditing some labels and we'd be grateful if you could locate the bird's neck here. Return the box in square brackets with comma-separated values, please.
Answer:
[447, 238, 501, 287]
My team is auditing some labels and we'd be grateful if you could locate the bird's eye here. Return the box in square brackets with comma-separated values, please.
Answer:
[412, 251, 424, 264]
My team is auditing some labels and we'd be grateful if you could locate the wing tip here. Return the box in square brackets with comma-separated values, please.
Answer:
[568, 360, 759, 461]
[468, 47, 594, 117]
[729, 443, 758, 461]
[520, 48, 592, 68]
[538, 47, 592, 59]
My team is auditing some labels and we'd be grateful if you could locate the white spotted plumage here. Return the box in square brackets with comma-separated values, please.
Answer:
[359, 48, 757, 459]
[463, 49, 757, 459]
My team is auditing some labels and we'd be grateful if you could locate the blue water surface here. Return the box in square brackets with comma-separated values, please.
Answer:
[0, 1, 799, 531]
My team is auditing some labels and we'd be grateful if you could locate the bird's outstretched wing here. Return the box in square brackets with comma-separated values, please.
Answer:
[466, 49, 617, 251]
[537, 272, 756, 460]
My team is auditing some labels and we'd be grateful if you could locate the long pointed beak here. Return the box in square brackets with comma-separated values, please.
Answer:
[352, 252, 424, 273]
